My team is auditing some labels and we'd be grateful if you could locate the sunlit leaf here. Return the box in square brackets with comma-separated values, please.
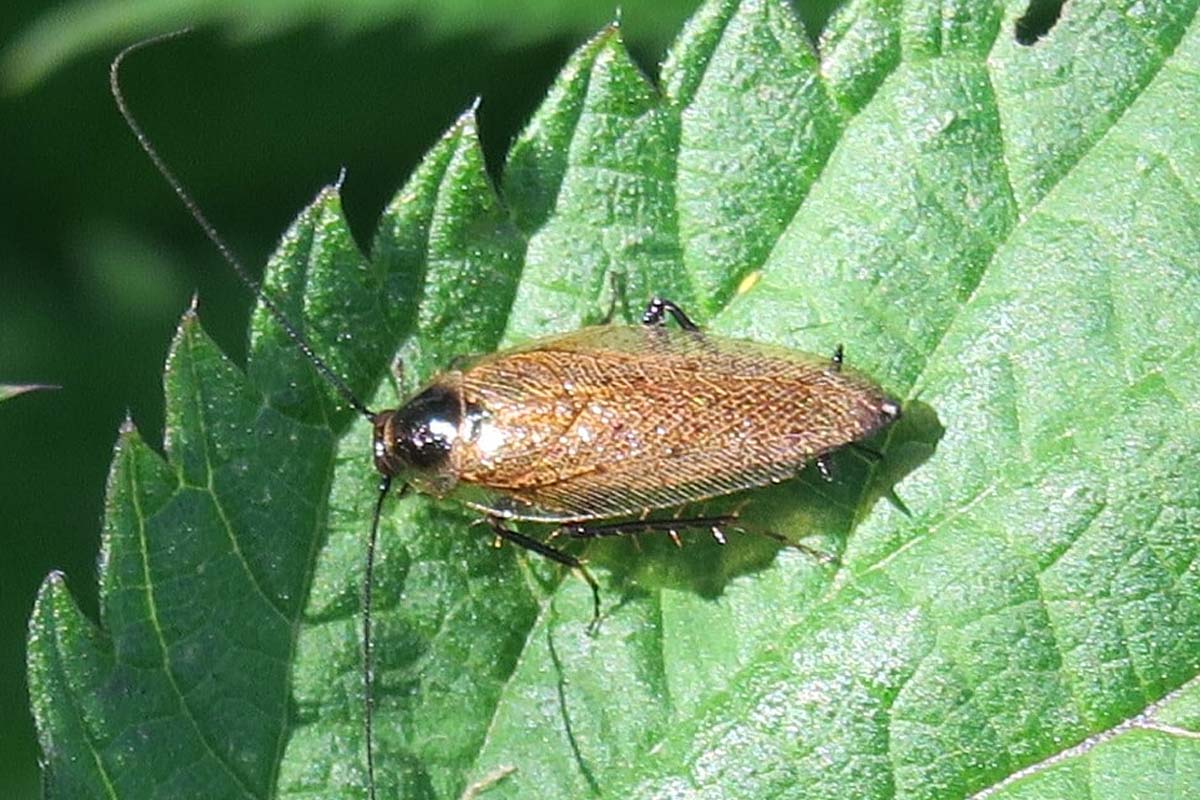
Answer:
[29, 1, 1200, 797]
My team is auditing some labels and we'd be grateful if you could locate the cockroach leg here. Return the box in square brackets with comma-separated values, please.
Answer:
[486, 517, 601, 627]
[560, 514, 837, 565]
[447, 353, 474, 371]
[641, 296, 700, 332]
[815, 453, 836, 482]
[740, 523, 838, 565]
[831, 344, 844, 371]
[850, 442, 884, 463]
[598, 270, 626, 324]
[556, 514, 738, 542]
[599, 297, 617, 326]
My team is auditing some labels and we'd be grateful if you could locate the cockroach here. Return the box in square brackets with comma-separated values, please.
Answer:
[112, 31, 901, 800]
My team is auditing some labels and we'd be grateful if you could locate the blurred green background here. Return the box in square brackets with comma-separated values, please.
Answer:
[0, 1, 840, 795]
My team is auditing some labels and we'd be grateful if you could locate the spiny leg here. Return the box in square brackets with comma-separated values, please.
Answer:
[487, 517, 602, 629]
[815, 453, 836, 482]
[850, 442, 884, 463]
[556, 513, 837, 565]
[555, 514, 739, 546]
[641, 296, 700, 331]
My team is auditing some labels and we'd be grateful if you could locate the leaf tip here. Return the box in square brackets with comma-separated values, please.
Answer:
[184, 292, 201, 320]
[315, 174, 346, 208]
[597, 16, 625, 47]
[118, 412, 137, 436]
[449, 103, 480, 139]
[29, 570, 73, 641]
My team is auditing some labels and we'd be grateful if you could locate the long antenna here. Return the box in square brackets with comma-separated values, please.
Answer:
[110, 30, 374, 420]
[362, 475, 392, 800]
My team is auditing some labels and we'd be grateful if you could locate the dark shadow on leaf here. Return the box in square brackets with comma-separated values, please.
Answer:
[588, 399, 944, 600]
[545, 599, 602, 797]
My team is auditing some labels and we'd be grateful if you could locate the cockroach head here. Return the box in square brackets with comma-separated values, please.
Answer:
[372, 383, 462, 476]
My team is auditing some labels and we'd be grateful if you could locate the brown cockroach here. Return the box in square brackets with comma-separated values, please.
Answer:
[373, 298, 900, 586]
[112, 32, 900, 800]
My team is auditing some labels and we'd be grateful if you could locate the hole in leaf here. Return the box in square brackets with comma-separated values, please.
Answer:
[1015, 0, 1066, 45]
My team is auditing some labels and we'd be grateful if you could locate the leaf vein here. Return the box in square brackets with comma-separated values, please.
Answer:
[128, 435, 259, 799]
[969, 672, 1200, 799]
[45, 598, 122, 800]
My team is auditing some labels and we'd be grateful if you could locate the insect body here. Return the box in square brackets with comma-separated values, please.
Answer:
[369, 297, 900, 670]
[375, 303, 901, 526]
[111, 33, 901, 800]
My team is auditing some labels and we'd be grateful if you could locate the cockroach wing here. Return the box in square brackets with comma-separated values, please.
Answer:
[451, 325, 898, 522]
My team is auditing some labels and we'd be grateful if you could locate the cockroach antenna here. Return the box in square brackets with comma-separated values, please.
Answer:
[111, 30, 390, 800]
[109, 29, 374, 421]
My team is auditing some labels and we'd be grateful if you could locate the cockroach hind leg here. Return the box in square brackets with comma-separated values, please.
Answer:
[781, 533, 840, 566]
[558, 514, 735, 542]
[725, 517, 839, 566]
[798, 545, 839, 568]
[886, 487, 914, 519]
[641, 296, 700, 332]
[816, 453, 836, 482]
[850, 442, 885, 463]
[757, 528, 839, 566]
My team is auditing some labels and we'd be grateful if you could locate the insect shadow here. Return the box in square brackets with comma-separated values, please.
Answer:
[582, 397, 943, 602]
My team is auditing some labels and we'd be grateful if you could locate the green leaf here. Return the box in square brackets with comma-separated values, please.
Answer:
[28, 0, 1200, 798]
[982, 678, 1200, 799]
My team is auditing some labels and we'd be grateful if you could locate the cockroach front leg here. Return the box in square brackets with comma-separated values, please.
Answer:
[815, 454, 836, 482]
